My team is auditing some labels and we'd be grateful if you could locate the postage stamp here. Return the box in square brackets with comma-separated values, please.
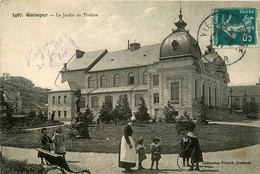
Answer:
[213, 8, 257, 47]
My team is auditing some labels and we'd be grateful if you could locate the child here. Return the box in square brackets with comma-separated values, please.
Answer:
[38, 128, 53, 164]
[150, 137, 162, 170]
[186, 132, 203, 171]
[180, 133, 191, 167]
[53, 127, 66, 158]
[136, 137, 147, 170]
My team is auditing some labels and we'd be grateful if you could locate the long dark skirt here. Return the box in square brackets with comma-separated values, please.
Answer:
[191, 147, 203, 163]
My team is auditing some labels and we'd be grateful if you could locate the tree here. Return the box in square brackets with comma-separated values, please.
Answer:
[99, 101, 113, 124]
[134, 97, 150, 123]
[120, 95, 132, 122]
[163, 101, 178, 123]
[175, 110, 196, 135]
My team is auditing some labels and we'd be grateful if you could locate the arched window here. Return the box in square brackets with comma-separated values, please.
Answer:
[128, 72, 135, 85]
[135, 94, 143, 106]
[215, 88, 217, 107]
[80, 97, 86, 108]
[143, 71, 148, 85]
[119, 94, 127, 105]
[100, 75, 107, 87]
[105, 95, 113, 108]
[195, 80, 198, 101]
[202, 83, 205, 98]
[88, 76, 94, 88]
[209, 86, 211, 106]
[113, 74, 120, 87]
[91, 96, 99, 108]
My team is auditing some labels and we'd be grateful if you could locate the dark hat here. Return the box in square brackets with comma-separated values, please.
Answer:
[152, 137, 160, 142]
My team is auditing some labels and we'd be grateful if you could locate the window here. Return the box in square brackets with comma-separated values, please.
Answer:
[88, 76, 94, 88]
[105, 95, 113, 108]
[58, 111, 61, 117]
[209, 86, 211, 106]
[243, 98, 247, 103]
[64, 111, 67, 117]
[195, 80, 198, 101]
[100, 75, 107, 87]
[128, 72, 135, 85]
[113, 74, 120, 87]
[171, 82, 179, 100]
[251, 97, 255, 103]
[154, 93, 159, 103]
[143, 71, 148, 85]
[214, 88, 217, 106]
[52, 111, 55, 116]
[119, 94, 127, 105]
[135, 94, 143, 106]
[235, 98, 239, 102]
[58, 96, 61, 103]
[202, 84, 205, 98]
[91, 96, 99, 108]
[52, 96, 55, 104]
[80, 97, 86, 108]
[153, 74, 159, 85]
[64, 96, 67, 103]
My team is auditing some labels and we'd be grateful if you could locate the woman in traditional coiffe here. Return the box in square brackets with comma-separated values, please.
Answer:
[118, 124, 136, 173]
[186, 132, 203, 171]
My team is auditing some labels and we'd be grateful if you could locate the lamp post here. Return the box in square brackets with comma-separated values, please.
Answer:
[229, 88, 233, 114]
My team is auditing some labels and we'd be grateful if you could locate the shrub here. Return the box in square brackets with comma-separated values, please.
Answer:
[1, 156, 46, 174]
[175, 110, 196, 135]
[134, 97, 150, 123]
[163, 101, 178, 123]
[99, 102, 113, 124]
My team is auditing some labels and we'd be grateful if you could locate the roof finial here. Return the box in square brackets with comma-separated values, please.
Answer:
[174, 1, 187, 30]
[179, 1, 183, 21]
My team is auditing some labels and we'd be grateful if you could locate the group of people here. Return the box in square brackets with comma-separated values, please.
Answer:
[37, 127, 66, 164]
[119, 124, 203, 172]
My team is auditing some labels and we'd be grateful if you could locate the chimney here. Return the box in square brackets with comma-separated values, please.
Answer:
[129, 42, 141, 51]
[256, 77, 260, 85]
[128, 40, 130, 50]
[63, 63, 67, 71]
[76, 49, 85, 58]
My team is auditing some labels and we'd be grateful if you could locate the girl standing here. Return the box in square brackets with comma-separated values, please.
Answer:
[53, 127, 66, 158]
[150, 137, 162, 170]
[136, 137, 147, 170]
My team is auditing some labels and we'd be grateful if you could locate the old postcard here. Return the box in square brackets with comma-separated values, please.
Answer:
[0, 0, 259, 174]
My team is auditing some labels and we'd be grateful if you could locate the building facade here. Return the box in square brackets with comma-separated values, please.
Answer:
[228, 79, 260, 115]
[48, 10, 229, 121]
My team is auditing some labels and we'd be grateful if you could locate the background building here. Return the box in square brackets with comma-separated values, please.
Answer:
[48, 10, 229, 121]
[228, 79, 260, 115]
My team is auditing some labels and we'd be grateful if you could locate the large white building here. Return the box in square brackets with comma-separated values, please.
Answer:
[48, 10, 229, 121]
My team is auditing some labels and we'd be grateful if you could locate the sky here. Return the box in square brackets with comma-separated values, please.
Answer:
[0, 0, 259, 89]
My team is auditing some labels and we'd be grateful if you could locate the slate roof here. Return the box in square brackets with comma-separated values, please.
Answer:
[228, 85, 260, 96]
[67, 49, 107, 71]
[89, 43, 161, 72]
[49, 81, 79, 92]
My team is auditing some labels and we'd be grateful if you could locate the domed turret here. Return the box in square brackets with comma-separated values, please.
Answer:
[160, 8, 201, 59]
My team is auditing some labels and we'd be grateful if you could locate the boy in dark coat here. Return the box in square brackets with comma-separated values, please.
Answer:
[38, 128, 53, 164]
[180, 133, 191, 167]
[186, 132, 203, 171]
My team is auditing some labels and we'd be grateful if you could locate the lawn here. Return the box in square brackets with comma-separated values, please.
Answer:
[1, 123, 260, 154]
